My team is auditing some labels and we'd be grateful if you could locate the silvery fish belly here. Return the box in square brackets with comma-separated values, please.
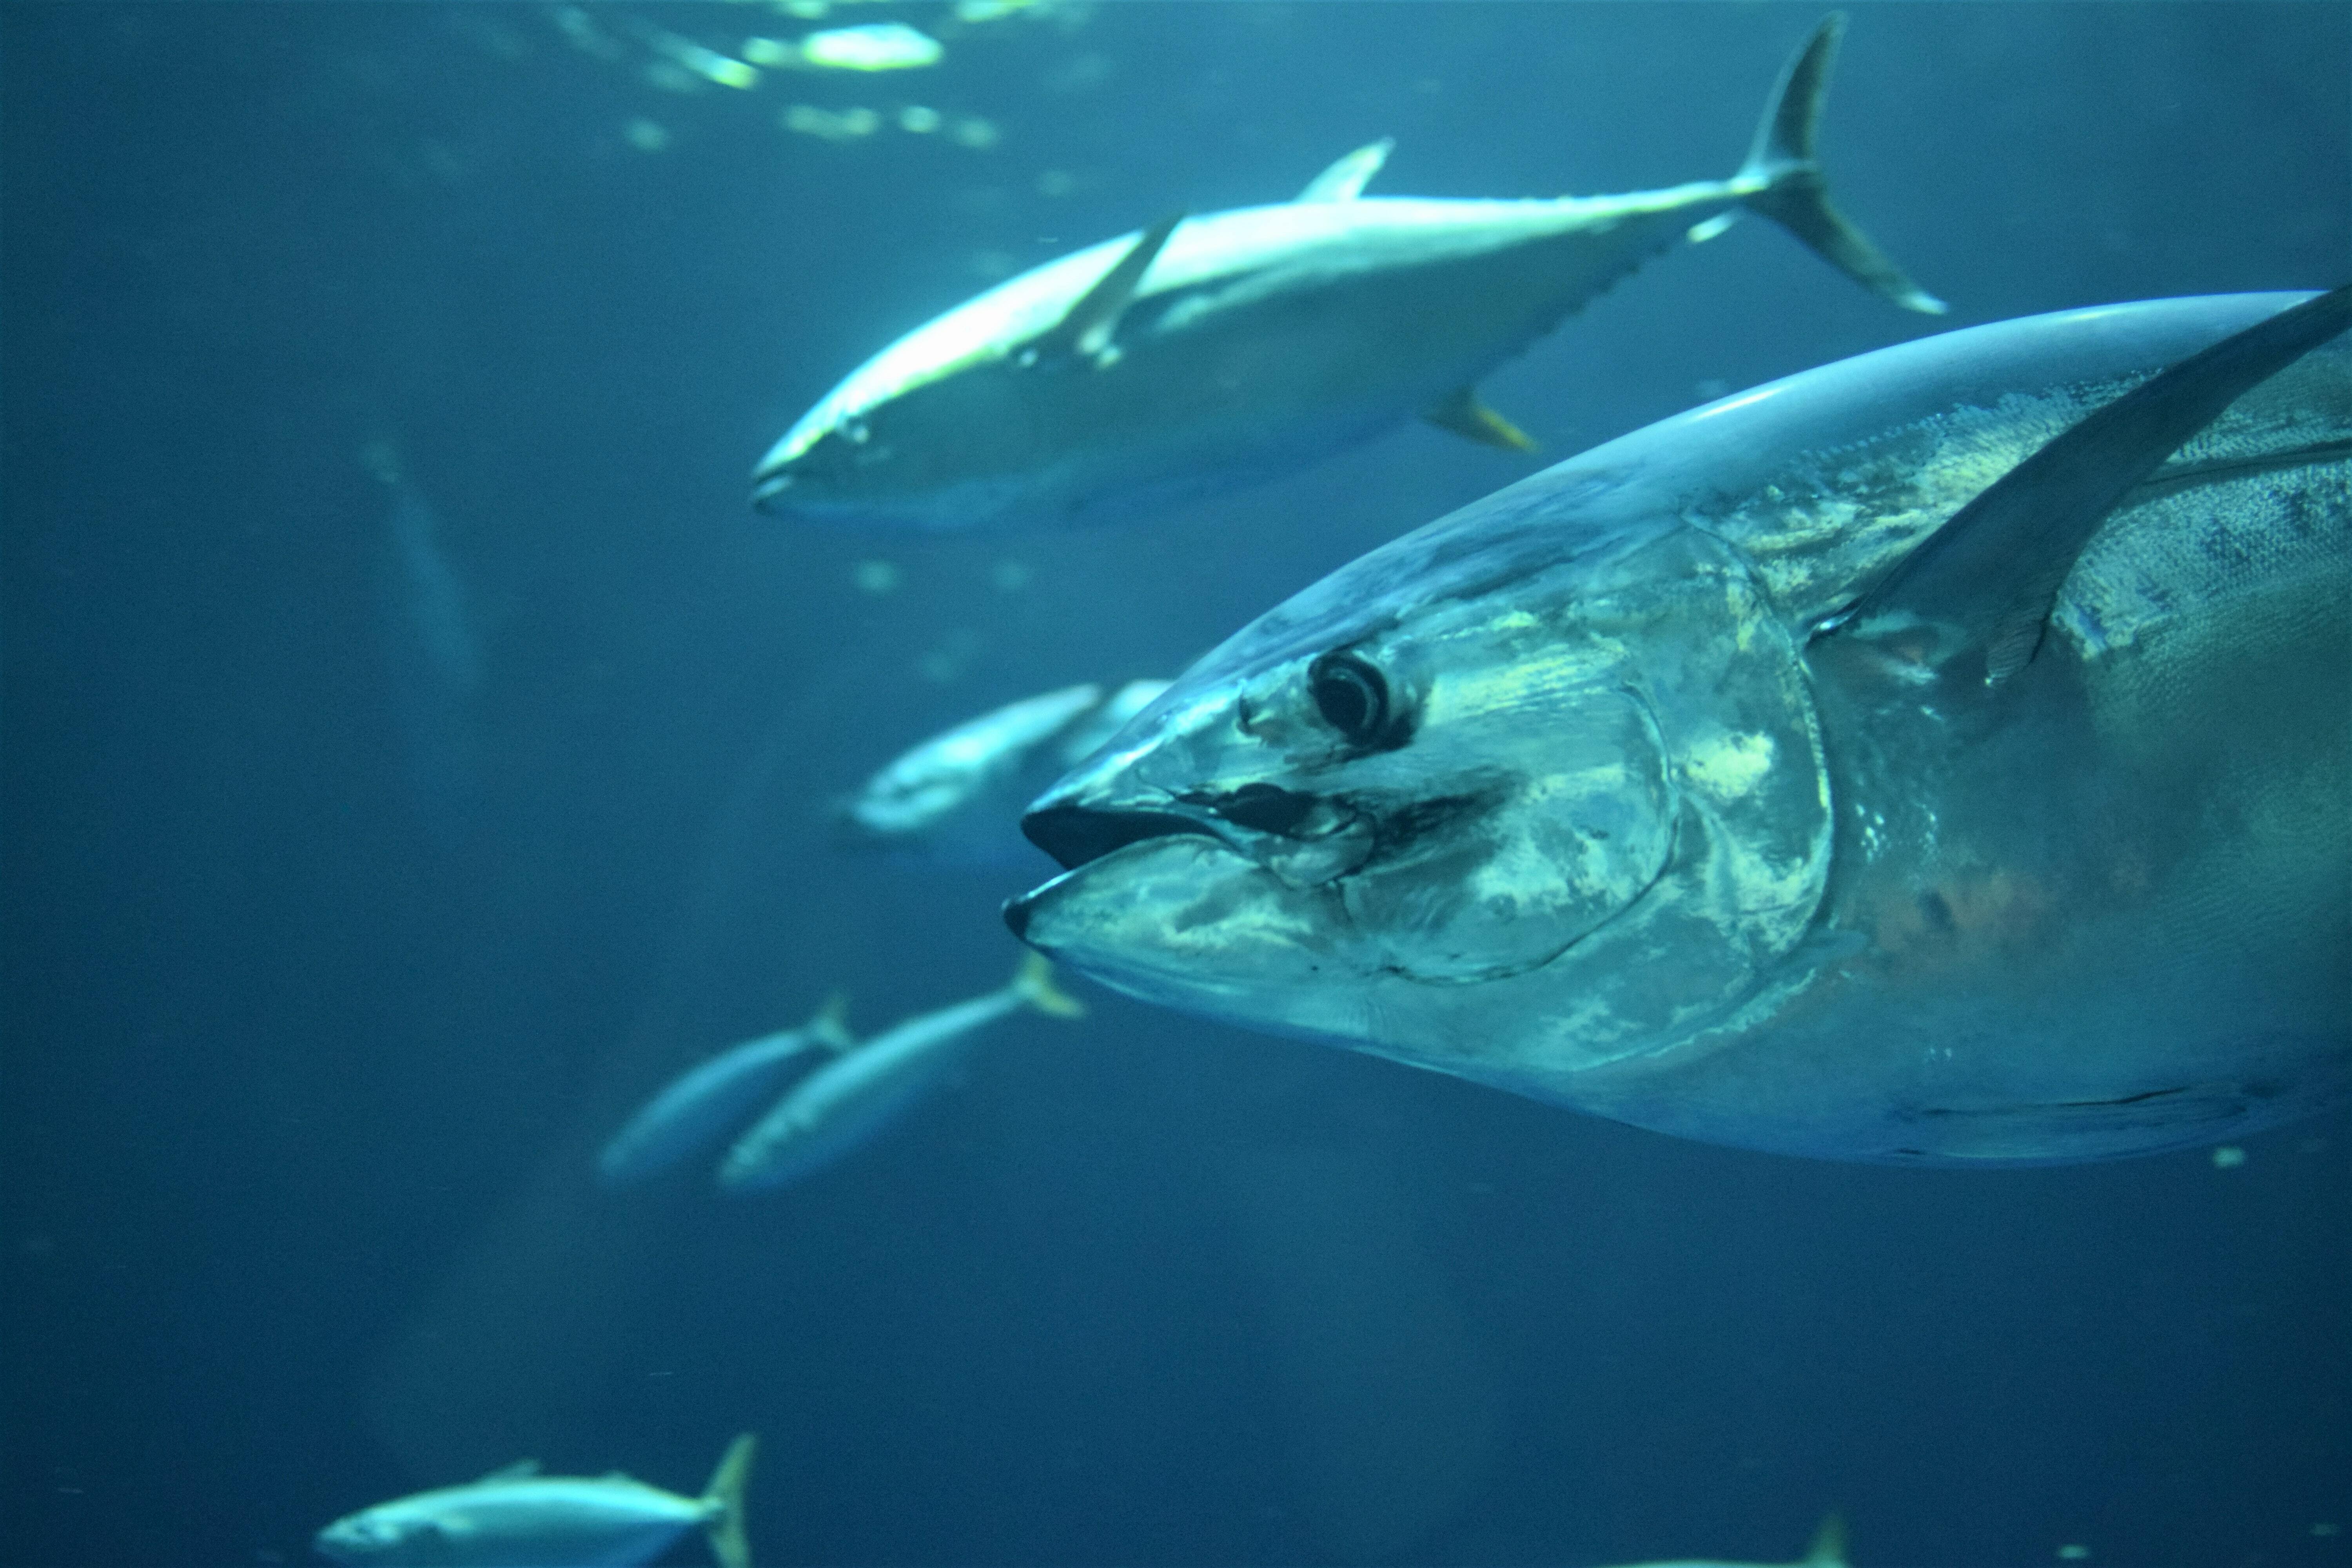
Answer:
[752, 15, 1944, 533]
[1008, 291, 2351, 1165]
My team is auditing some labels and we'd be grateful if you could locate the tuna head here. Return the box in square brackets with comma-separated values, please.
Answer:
[1005, 499, 1835, 1097]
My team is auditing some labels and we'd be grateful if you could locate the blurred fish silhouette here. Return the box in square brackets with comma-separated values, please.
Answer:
[752, 13, 1943, 532]
[315, 1432, 755, 1568]
[363, 442, 483, 837]
[838, 678, 1169, 866]
[1010, 289, 2351, 1166]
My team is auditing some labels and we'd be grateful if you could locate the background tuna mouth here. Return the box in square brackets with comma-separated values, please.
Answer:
[1020, 804, 1213, 871]
[749, 469, 794, 510]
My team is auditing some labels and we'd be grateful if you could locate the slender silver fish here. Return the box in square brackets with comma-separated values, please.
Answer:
[597, 998, 853, 1187]
[719, 954, 1083, 1192]
[841, 679, 1171, 865]
[752, 14, 1942, 533]
[315, 1433, 754, 1568]
[1009, 290, 2351, 1166]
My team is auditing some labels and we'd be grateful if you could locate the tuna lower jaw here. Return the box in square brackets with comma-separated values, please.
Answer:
[1005, 835, 1363, 1028]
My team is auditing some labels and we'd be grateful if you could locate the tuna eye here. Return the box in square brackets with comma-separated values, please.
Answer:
[1308, 653, 1388, 743]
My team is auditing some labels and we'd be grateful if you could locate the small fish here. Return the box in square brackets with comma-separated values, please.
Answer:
[1009, 290, 2350, 1166]
[841, 679, 1169, 866]
[314, 1432, 755, 1568]
[719, 954, 1083, 1192]
[797, 22, 943, 71]
[1605, 1514, 1849, 1568]
[597, 998, 854, 1188]
[751, 14, 1942, 532]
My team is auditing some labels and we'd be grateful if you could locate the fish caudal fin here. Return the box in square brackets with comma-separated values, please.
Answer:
[1737, 13, 1946, 315]
[1011, 952, 1087, 1019]
[701, 1432, 757, 1568]
[1800, 1512, 1849, 1567]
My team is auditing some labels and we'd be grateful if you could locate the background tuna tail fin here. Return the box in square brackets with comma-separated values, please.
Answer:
[1738, 13, 1947, 315]
[1799, 1511, 1849, 1567]
[1012, 952, 1087, 1020]
[701, 1432, 757, 1568]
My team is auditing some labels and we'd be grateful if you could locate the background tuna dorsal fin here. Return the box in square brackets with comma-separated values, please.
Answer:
[475, 1459, 539, 1483]
[1800, 1511, 1849, 1567]
[1819, 285, 2351, 684]
[1027, 213, 1184, 367]
[1424, 385, 1538, 452]
[1297, 138, 1393, 202]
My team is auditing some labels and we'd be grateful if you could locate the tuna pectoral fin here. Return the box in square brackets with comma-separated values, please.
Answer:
[701, 1432, 757, 1568]
[1297, 138, 1394, 202]
[1029, 212, 1184, 366]
[1012, 951, 1087, 1019]
[1822, 286, 2352, 684]
[1738, 13, 1945, 315]
[1424, 387, 1539, 453]
[1801, 1512, 1850, 1567]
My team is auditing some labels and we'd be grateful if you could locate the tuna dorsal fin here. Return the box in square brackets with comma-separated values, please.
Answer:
[1820, 285, 2351, 685]
[1424, 386, 1539, 453]
[1027, 213, 1184, 367]
[808, 992, 855, 1052]
[1800, 1512, 1849, 1567]
[1298, 138, 1393, 202]
[476, 1459, 539, 1483]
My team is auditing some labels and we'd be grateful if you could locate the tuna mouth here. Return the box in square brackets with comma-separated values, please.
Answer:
[1021, 804, 1214, 872]
[749, 466, 794, 512]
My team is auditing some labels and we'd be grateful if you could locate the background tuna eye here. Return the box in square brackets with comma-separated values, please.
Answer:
[1307, 652, 1389, 744]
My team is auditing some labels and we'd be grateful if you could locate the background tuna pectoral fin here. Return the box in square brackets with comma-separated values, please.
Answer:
[1423, 386, 1539, 452]
[1030, 212, 1185, 365]
[1824, 285, 2352, 683]
[1737, 12, 1946, 314]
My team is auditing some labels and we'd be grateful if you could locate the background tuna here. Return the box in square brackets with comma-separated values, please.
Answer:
[2, 5, 2346, 1567]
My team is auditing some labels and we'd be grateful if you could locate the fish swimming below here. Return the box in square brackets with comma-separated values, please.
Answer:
[839, 678, 1170, 866]
[751, 12, 1943, 533]
[314, 1432, 755, 1568]
[1009, 289, 2351, 1167]
[596, 997, 854, 1187]
[719, 954, 1083, 1192]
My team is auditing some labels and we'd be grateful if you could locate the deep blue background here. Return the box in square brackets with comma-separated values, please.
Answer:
[4, 5, 2347, 1566]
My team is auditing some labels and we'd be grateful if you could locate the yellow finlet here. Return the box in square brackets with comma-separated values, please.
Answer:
[1012, 952, 1086, 1019]
[1424, 385, 1539, 453]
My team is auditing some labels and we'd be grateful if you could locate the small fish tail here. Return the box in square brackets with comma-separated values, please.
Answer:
[808, 991, 856, 1052]
[1011, 952, 1086, 1019]
[1735, 13, 1946, 315]
[1801, 1511, 1848, 1567]
[701, 1432, 757, 1568]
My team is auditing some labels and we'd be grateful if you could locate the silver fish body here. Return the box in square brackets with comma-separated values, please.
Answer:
[841, 679, 1168, 866]
[1009, 292, 2351, 1166]
[315, 1435, 754, 1568]
[752, 15, 1941, 534]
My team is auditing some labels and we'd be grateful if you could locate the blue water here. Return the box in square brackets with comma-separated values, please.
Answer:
[3, 5, 2346, 1566]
